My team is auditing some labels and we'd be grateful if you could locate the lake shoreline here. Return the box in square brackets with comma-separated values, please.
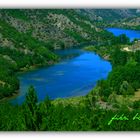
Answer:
[9, 47, 112, 104]
[3, 25, 136, 104]
[0, 60, 59, 103]
[0, 47, 83, 103]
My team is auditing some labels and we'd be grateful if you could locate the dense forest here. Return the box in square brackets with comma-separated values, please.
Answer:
[1, 9, 140, 131]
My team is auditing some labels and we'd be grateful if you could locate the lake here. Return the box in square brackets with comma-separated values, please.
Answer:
[11, 27, 140, 104]
[10, 49, 112, 104]
[106, 28, 140, 42]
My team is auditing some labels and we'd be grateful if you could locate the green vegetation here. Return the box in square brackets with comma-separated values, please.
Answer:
[64, 29, 87, 43]
[0, 9, 120, 99]
[75, 37, 140, 130]
[1, 33, 140, 130]
[84, 33, 140, 103]
[0, 56, 19, 99]
[1, 9, 140, 131]
[2, 9, 29, 21]
[1, 86, 140, 131]
[0, 19, 58, 99]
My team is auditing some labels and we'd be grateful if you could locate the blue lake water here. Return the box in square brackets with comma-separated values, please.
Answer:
[10, 49, 112, 104]
[10, 27, 140, 104]
[106, 28, 140, 42]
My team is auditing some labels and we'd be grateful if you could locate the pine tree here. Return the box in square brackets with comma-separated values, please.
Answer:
[23, 85, 38, 130]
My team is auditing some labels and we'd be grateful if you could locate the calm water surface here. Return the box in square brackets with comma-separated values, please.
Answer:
[11, 49, 112, 104]
[107, 28, 140, 41]
[11, 28, 140, 104]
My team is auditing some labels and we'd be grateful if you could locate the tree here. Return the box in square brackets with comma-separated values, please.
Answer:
[37, 95, 52, 130]
[135, 50, 140, 64]
[97, 80, 111, 101]
[118, 34, 130, 44]
[25, 86, 38, 114]
[108, 63, 140, 94]
[111, 48, 128, 67]
[23, 86, 38, 130]
[119, 81, 134, 96]
[133, 100, 140, 109]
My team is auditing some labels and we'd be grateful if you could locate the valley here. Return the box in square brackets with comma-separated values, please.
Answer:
[1, 9, 140, 131]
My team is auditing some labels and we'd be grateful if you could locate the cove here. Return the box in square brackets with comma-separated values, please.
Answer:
[106, 28, 140, 42]
[10, 49, 112, 104]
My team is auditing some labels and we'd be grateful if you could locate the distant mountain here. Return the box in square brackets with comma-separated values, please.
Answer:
[107, 14, 140, 30]
[76, 9, 140, 22]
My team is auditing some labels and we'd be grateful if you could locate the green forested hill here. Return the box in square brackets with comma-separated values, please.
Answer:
[0, 9, 111, 49]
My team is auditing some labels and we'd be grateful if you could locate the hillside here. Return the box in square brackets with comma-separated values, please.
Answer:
[0, 9, 111, 49]
[76, 9, 140, 22]
[102, 9, 140, 30]
[0, 9, 116, 99]
[108, 16, 140, 30]
[0, 9, 139, 99]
